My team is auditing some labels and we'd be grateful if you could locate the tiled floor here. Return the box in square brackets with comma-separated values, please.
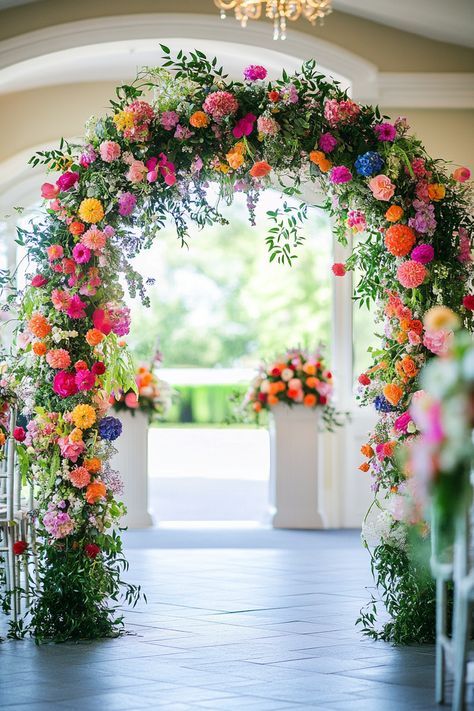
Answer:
[0, 529, 453, 710]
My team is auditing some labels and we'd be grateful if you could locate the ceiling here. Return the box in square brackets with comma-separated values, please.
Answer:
[0, 0, 472, 48]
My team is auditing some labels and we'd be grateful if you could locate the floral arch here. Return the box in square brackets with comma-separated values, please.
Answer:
[1, 46, 472, 643]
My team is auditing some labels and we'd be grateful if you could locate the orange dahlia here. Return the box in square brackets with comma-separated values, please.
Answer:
[384, 225, 416, 257]
[28, 313, 51, 339]
[78, 198, 104, 224]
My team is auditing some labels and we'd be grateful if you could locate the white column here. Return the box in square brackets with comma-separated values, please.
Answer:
[111, 410, 153, 528]
[269, 404, 325, 529]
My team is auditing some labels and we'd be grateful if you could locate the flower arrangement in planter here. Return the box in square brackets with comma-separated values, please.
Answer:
[242, 347, 344, 430]
[112, 365, 173, 423]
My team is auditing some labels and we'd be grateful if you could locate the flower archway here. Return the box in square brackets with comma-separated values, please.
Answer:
[1, 46, 472, 643]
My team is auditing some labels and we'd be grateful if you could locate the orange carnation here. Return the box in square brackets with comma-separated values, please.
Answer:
[360, 444, 374, 458]
[86, 329, 104, 346]
[28, 313, 51, 339]
[189, 111, 210, 128]
[85, 480, 107, 504]
[303, 394, 317, 407]
[383, 383, 403, 406]
[428, 183, 445, 201]
[359, 462, 370, 472]
[249, 161, 271, 178]
[385, 205, 404, 222]
[33, 342, 47, 356]
[384, 224, 416, 257]
[84, 457, 102, 473]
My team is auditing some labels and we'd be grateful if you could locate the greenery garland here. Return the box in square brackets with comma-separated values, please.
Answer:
[0, 46, 472, 642]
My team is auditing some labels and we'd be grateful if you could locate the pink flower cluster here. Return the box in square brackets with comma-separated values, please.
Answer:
[203, 91, 239, 122]
[324, 99, 361, 128]
[123, 100, 155, 142]
[256, 115, 279, 137]
[347, 210, 366, 232]
[43, 503, 75, 539]
[243, 65, 267, 81]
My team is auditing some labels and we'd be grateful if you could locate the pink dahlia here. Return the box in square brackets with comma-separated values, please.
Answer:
[202, 91, 239, 122]
[374, 123, 396, 142]
[397, 260, 427, 289]
[244, 65, 267, 81]
[51, 288, 72, 312]
[81, 227, 106, 253]
[329, 166, 352, 184]
[47, 244, 64, 261]
[411, 244, 434, 264]
[72, 243, 91, 264]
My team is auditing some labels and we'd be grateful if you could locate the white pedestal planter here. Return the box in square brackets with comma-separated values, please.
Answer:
[111, 410, 153, 528]
[269, 405, 325, 529]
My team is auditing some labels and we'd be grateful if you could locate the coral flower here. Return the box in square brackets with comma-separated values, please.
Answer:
[383, 383, 403, 406]
[51, 288, 72, 312]
[31, 274, 48, 288]
[47, 244, 64, 261]
[332, 262, 346, 276]
[303, 394, 317, 407]
[69, 466, 91, 488]
[28, 313, 51, 338]
[71, 404, 96, 429]
[384, 225, 416, 257]
[33, 341, 47, 356]
[46, 349, 71, 369]
[369, 174, 395, 201]
[397, 260, 427, 289]
[452, 167, 471, 182]
[85, 480, 107, 504]
[359, 462, 370, 472]
[86, 328, 104, 346]
[427, 183, 445, 201]
[81, 227, 107, 252]
[41, 183, 59, 199]
[69, 221, 85, 236]
[189, 111, 209, 128]
[249, 161, 271, 178]
[385, 205, 404, 222]
[78, 198, 104, 224]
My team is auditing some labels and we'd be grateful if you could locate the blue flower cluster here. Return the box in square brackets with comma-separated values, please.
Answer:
[373, 395, 397, 413]
[98, 416, 123, 441]
[355, 151, 384, 177]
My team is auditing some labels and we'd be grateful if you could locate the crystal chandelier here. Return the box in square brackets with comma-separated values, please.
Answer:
[214, 0, 332, 40]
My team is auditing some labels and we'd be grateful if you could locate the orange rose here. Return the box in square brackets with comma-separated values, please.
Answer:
[385, 205, 404, 222]
[305, 377, 319, 389]
[85, 480, 107, 504]
[267, 394, 279, 406]
[359, 462, 370, 472]
[268, 381, 283, 396]
[303, 394, 317, 407]
[249, 161, 271, 178]
[86, 329, 104, 346]
[33, 341, 47, 356]
[69, 221, 85, 235]
[309, 151, 332, 173]
[227, 150, 245, 170]
[189, 111, 210, 128]
[360, 444, 374, 458]
[302, 363, 316, 375]
[428, 183, 446, 201]
[401, 356, 418, 379]
[383, 383, 403, 406]
[396, 331, 408, 344]
[84, 458, 102, 473]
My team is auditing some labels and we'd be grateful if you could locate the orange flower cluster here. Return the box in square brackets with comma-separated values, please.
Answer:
[309, 150, 332, 173]
[384, 224, 416, 257]
[395, 355, 418, 382]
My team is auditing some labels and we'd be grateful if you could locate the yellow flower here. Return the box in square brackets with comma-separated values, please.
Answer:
[78, 198, 104, 224]
[71, 404, 96, 430]
[69, 427, 83, 442]
[214, 162, 230, 174]
[424, 306, 460, 332]
[113, 110, 134, 132]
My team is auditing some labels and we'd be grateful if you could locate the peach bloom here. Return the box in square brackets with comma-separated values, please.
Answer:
[427, 183, 445, 201]
[70, 466, 91, 489]
[369, 174, 395, 202]
[267, 394, 279, 406]
[28, 313, 51, 338]
[383, 383, 403, 406]
[126, 159, 147, 184]
[86, 329, 104, 346]
[46, 348, 71, 369]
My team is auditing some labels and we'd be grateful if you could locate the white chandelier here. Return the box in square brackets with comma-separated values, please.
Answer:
[214, 0, 333, 40]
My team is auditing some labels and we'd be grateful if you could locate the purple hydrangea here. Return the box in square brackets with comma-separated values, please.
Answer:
[98, 416, 122, 441]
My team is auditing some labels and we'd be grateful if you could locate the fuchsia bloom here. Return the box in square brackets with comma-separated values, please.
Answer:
[243, 65, 267, 81]
[347, 210, 366, 232]
[66, 294, 87, 320]
[56, 171, 79, 192]
[47, 244, 64, 261]
[93, 308, 113, 335]
[233, 113, 256, 139]
[41, 183, 59, 199]
[463, 295, 474, 310]
[118, 192, 136, 216]
[31, 275, 48, 288]
[394, 411, 413, 433]
[75, 369, 96, 391]
[203, 91, 239, 122]
[72, 243, 91, 264]
[374, 123, 396, 142]
[99, 140, 121, 163]
[329, 166, 352, 184]
[53, 371, 78, 398]
[318, 132, 337, 153]
[411, 244, 434, 264]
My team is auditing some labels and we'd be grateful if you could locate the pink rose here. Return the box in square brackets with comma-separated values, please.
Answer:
[126, 160, 147, 184]
[58, 436, 86, 462]
[52, 371, 78, 398]
[41, 183, 59, 199]
[125, 392, 139, 408]
[369, 174, 395, 201]
[99, 140, 121, 163]
[423, 329, 453, 356]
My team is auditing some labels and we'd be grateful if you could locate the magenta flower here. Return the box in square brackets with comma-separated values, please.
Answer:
[318, 133, 337, 153]
[72, 243, 91, 264]
[374, 123, 397, 142]
[233, 113, 256, 139]
[31, 275, 48, 288]
[66, 294, 87, 320]
[53, 371, 78, 398]
[243, 65, 267, 81]
[394, 411, 413, 433]
[118, 192, 137, 217]
[56, 171, 80, 192]
[411, 244, 434, 264]
[75, 369, 96, 391]
[329, 166, 353, 184]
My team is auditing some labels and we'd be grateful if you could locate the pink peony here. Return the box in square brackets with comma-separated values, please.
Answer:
[374, 123, 396, 142]
[318, 133, 337, 153]
[202, 91, 239, 122]
[369, 174, 395, 202]
[66, 294, 87, 320]
[126, 160, 147, 184]
[125, 392, 139, 408]
[99, 140, 121, 163]
[58, 436, 85, 462]
[233, 113, 256, 138]
[56, 171, 79, 192]
[118, 192, 137, 216]
[72, 243, 91, 264]
[46, 349, 71, 370]
[411, 244, 434, 264]
[75, 369, 96, 391]
[31, 274, 48, 288]
[330, 166, 352, 184]
[81, 227, 106, 253]
[41, 183, 59, 199]
[397, 260, 427, 289]
[423, 329, 453, 356]
[243, 65, 267, 81]
[53, 371, 78, 398]
[69, 466, 91, 488]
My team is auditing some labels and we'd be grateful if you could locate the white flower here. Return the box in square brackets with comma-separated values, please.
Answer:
[260, 380, 270, 393]
[281, 368, 294, 382]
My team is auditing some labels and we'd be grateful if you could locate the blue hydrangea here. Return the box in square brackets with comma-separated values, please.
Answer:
[355, 151, 384, 177]
[374, 395, 397, 413]
[98, 416, 122, 441]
